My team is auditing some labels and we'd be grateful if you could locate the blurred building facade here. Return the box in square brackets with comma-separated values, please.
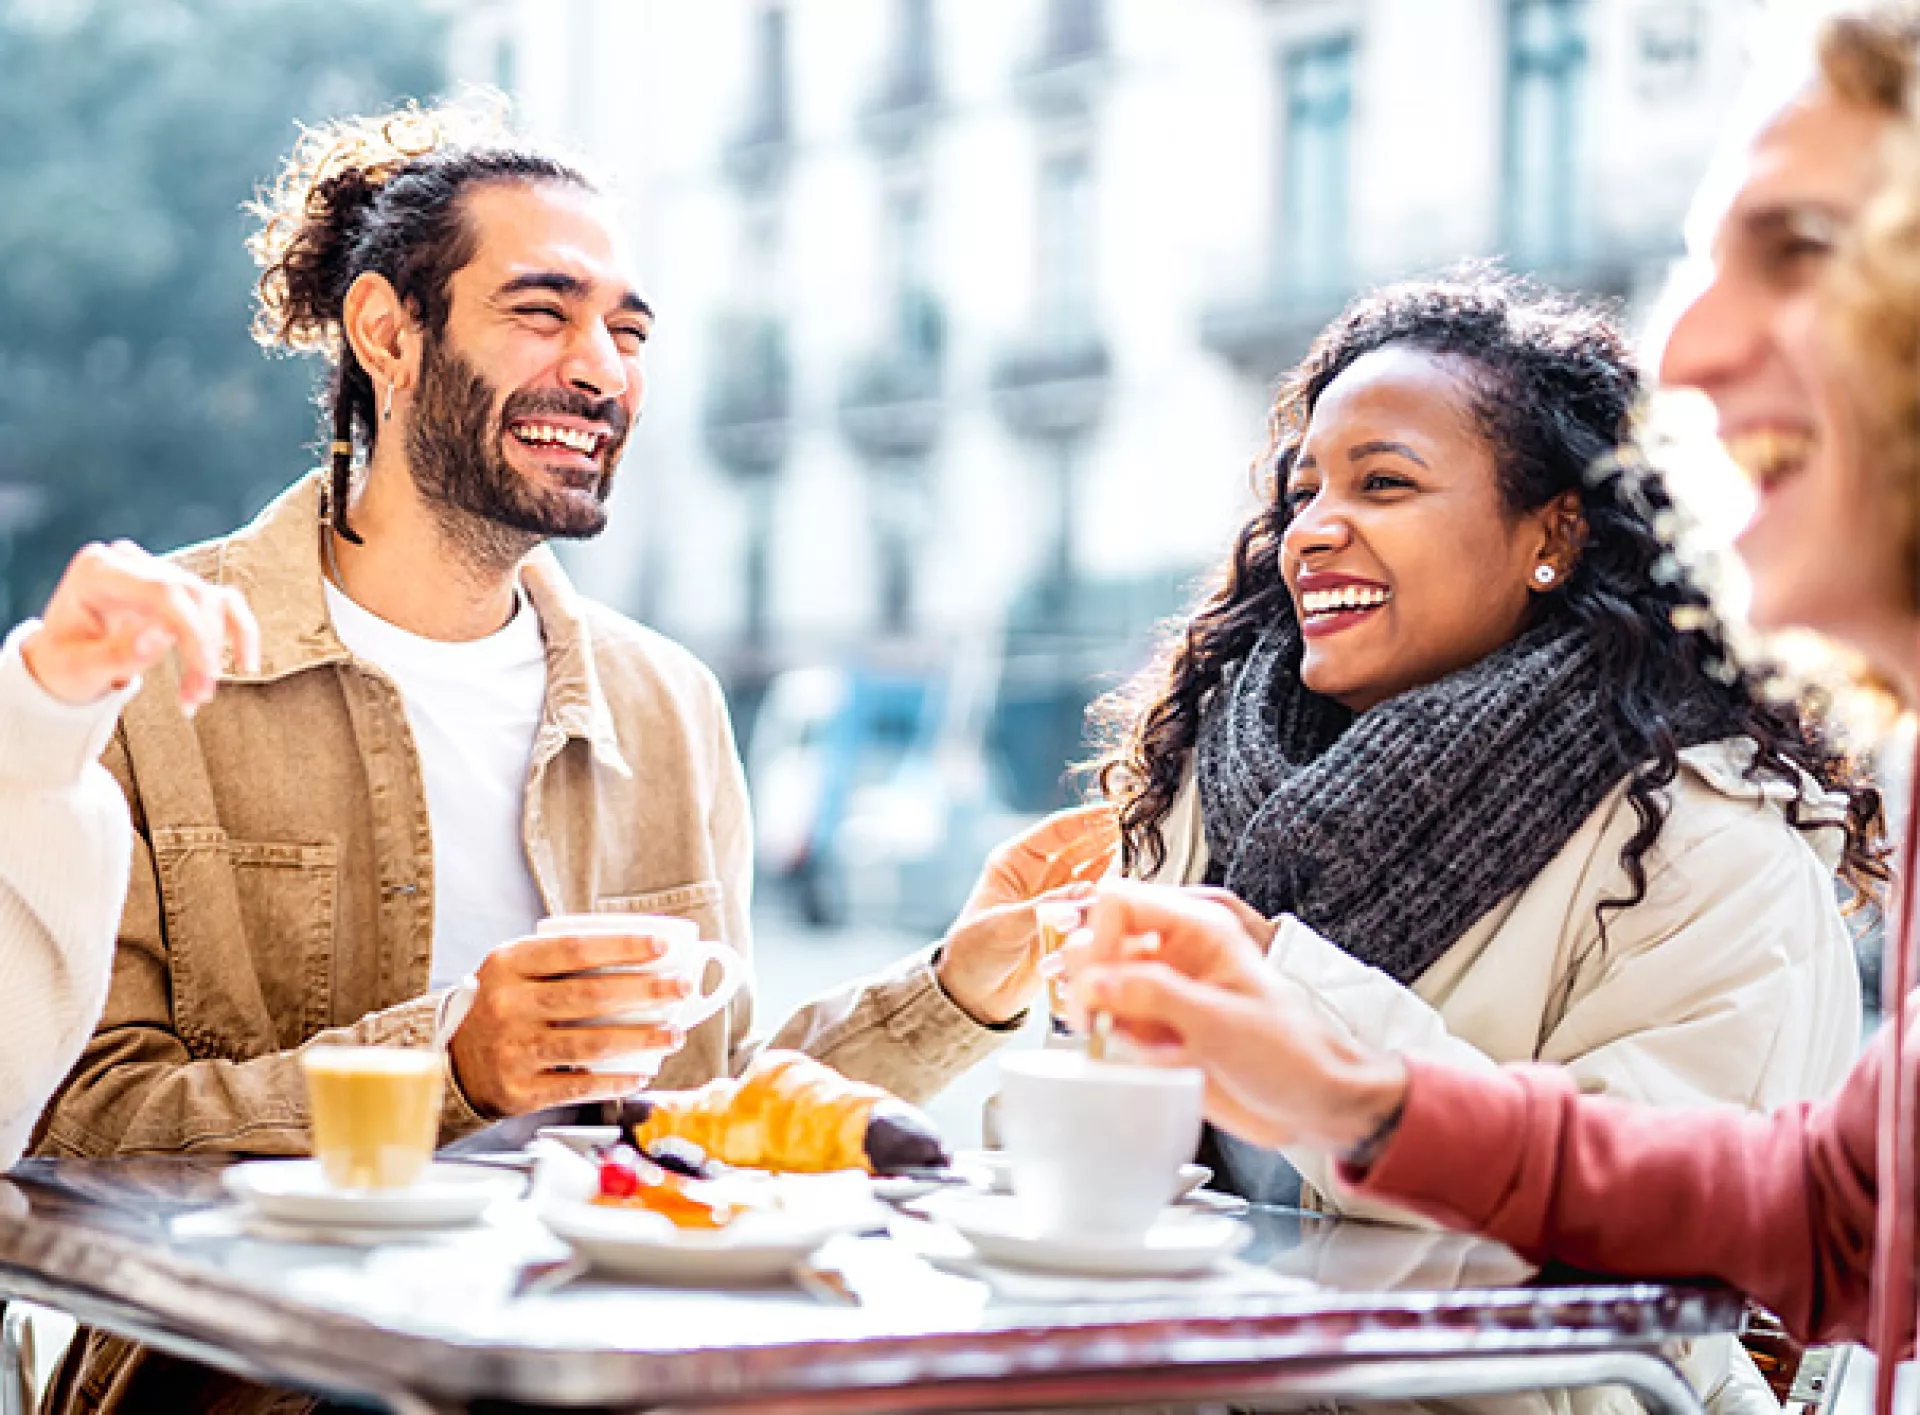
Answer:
[449, 0, 1757, 923]
[451, 0, 1752, 681]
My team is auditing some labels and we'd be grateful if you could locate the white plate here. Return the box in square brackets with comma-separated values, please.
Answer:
[920, 1190, 1250, 1278]
[956, 1150, 1212, 1201]
[534, 1125, 623, 1158]
[540, 1201, 849, 1284]
[222, 1160, 521, 1230]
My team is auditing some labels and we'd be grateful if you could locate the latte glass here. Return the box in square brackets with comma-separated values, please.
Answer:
[301, 1045, 444, 1191]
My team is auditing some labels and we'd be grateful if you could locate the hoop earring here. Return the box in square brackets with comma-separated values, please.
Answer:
[382, 383, 395, 423]
[1532, 565, 1557, 587]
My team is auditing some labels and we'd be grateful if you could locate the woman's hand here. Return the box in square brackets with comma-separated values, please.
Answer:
[1181, 884, 1281, 954]
[933, 803, 1119, 1027]
[1067, 880, 1407, 1157]
[21, 542, 259, 714]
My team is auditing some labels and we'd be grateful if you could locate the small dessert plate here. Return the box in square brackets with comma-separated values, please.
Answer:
[920, 1190, 1250, 1278]
[956, 1150, 1211, 1202]
[222, 1160, 520, 1230]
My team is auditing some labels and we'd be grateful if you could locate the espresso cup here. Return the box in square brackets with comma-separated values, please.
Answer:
[997, 1049, 1204, 1238]
[535, 913, 745, 1073]
[301, 1045, 445, 1191]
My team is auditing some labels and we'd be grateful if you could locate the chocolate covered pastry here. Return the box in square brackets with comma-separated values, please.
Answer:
[618, 1050, 949, 1174]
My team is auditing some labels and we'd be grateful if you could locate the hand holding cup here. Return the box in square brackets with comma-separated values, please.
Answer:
[449, 917, 739, 1118]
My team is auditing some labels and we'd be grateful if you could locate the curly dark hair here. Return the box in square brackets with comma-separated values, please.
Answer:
[1095, 271, 1888, 924]
[246, 101, 595, 544]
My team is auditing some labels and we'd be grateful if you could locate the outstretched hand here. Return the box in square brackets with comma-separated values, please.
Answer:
[22, 541, 259, 714]
[934, 803, 1120, 1027]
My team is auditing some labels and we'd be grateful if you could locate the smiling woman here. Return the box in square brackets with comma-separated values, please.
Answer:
[1090, 274, 1885, 1409]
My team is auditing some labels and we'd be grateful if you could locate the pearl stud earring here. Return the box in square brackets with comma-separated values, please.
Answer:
[1532, 565, 1557, 587]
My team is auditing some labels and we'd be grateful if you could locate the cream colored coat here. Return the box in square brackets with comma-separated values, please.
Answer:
[1143, 739, 1864, 1415]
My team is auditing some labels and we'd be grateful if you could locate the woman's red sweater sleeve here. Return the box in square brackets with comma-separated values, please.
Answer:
[1345, 1020, 1898, 1345]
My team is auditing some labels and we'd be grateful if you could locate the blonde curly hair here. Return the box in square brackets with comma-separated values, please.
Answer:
[1818, 7, 1920, 609]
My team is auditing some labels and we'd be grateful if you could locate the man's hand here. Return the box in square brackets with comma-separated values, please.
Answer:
[935, 803, 1119, 1027]
[22, 541, 260, 713]
[1066, 881, 1406, 1157]
[448, 930, 696, 1118]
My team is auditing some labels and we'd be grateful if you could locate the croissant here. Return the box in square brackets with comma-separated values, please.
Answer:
[619, 1050, 949, 1174]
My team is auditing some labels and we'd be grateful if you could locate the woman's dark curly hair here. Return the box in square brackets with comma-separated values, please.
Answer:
[1095, 270, 1888, 922]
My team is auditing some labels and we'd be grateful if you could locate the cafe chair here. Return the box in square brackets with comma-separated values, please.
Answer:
[0, 1300, 74, 1415]
[1743, 1309, 1852, 1415]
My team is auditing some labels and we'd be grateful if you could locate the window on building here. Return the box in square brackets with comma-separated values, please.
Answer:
[1036, 149, 1095, 344]
[748, 4, 789, 143]
[884, 0, 936, 108]
[1634, 0, 1703, 99]
[1504, 0, 1589, 271]
[1276, 35, 1355, 300]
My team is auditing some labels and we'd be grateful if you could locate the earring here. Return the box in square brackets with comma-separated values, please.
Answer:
[1532, 565, 1557, 587]
[382, 382, 395, 423]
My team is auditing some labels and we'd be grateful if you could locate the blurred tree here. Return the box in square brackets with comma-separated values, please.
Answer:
[0, 0, 447, 622]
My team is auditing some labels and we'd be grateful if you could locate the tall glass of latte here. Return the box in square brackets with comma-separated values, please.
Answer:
[300, 1045, 444, 1190]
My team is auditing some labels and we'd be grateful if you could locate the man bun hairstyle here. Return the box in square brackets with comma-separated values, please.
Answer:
[247, 99, 596, 543]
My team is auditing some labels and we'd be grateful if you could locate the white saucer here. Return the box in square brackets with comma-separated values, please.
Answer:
[541, 1201, 848, 1284]
[222, 1160, 521, 1230]
[956, 1150, 1212, 1202]
[920, 1190, 1250, 1278]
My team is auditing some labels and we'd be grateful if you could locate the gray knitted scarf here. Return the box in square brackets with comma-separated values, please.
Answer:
[1195, 611, 1721, 986]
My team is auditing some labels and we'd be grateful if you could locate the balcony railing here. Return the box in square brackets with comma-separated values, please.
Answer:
[1199, 245, 1659, 381]
[839, 291, 945, 461]
[1039, 0, 1106, 66]
[703, 317, 792, 477]
[723, 101, 792, 189]
[990, 330, 1111, 441]
[860, 1, 940, 152]
[1197, 288, 1350, 379]
[860, 66, 939, 153]
[1015, 0, 1109, 118]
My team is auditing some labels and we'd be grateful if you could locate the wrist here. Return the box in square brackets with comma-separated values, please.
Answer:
[18, 624, 120, 708]
[932, 946, 1024, 1030]
[17, 626, 73, 704]
[445, 1028, 503, 1120]
[1329, 1054, 1409, 1173]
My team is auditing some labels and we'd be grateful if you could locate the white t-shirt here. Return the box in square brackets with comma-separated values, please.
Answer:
[323, 580, 549, 990]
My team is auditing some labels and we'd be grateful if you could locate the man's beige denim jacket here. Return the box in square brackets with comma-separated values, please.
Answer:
[33, 472, 1004, 1163]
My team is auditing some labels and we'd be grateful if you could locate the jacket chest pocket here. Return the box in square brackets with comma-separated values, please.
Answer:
[152, 829, 340, 1055]
[593, 879, 727, 937]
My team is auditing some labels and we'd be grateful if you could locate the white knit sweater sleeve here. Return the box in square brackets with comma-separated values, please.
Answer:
[0, 622, 134, 1169]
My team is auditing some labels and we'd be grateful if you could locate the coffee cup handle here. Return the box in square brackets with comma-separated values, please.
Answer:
[673, 942, 745, 1030]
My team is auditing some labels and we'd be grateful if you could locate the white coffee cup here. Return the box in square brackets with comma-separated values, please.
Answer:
[535, 913, 744, 1073]
[997, 1049, 1204, 1238]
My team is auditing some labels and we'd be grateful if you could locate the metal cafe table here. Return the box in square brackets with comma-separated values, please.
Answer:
[0, 1156, 1741, 1414]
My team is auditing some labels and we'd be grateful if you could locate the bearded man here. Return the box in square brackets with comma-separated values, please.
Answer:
[32, 107, 1099, 1414]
